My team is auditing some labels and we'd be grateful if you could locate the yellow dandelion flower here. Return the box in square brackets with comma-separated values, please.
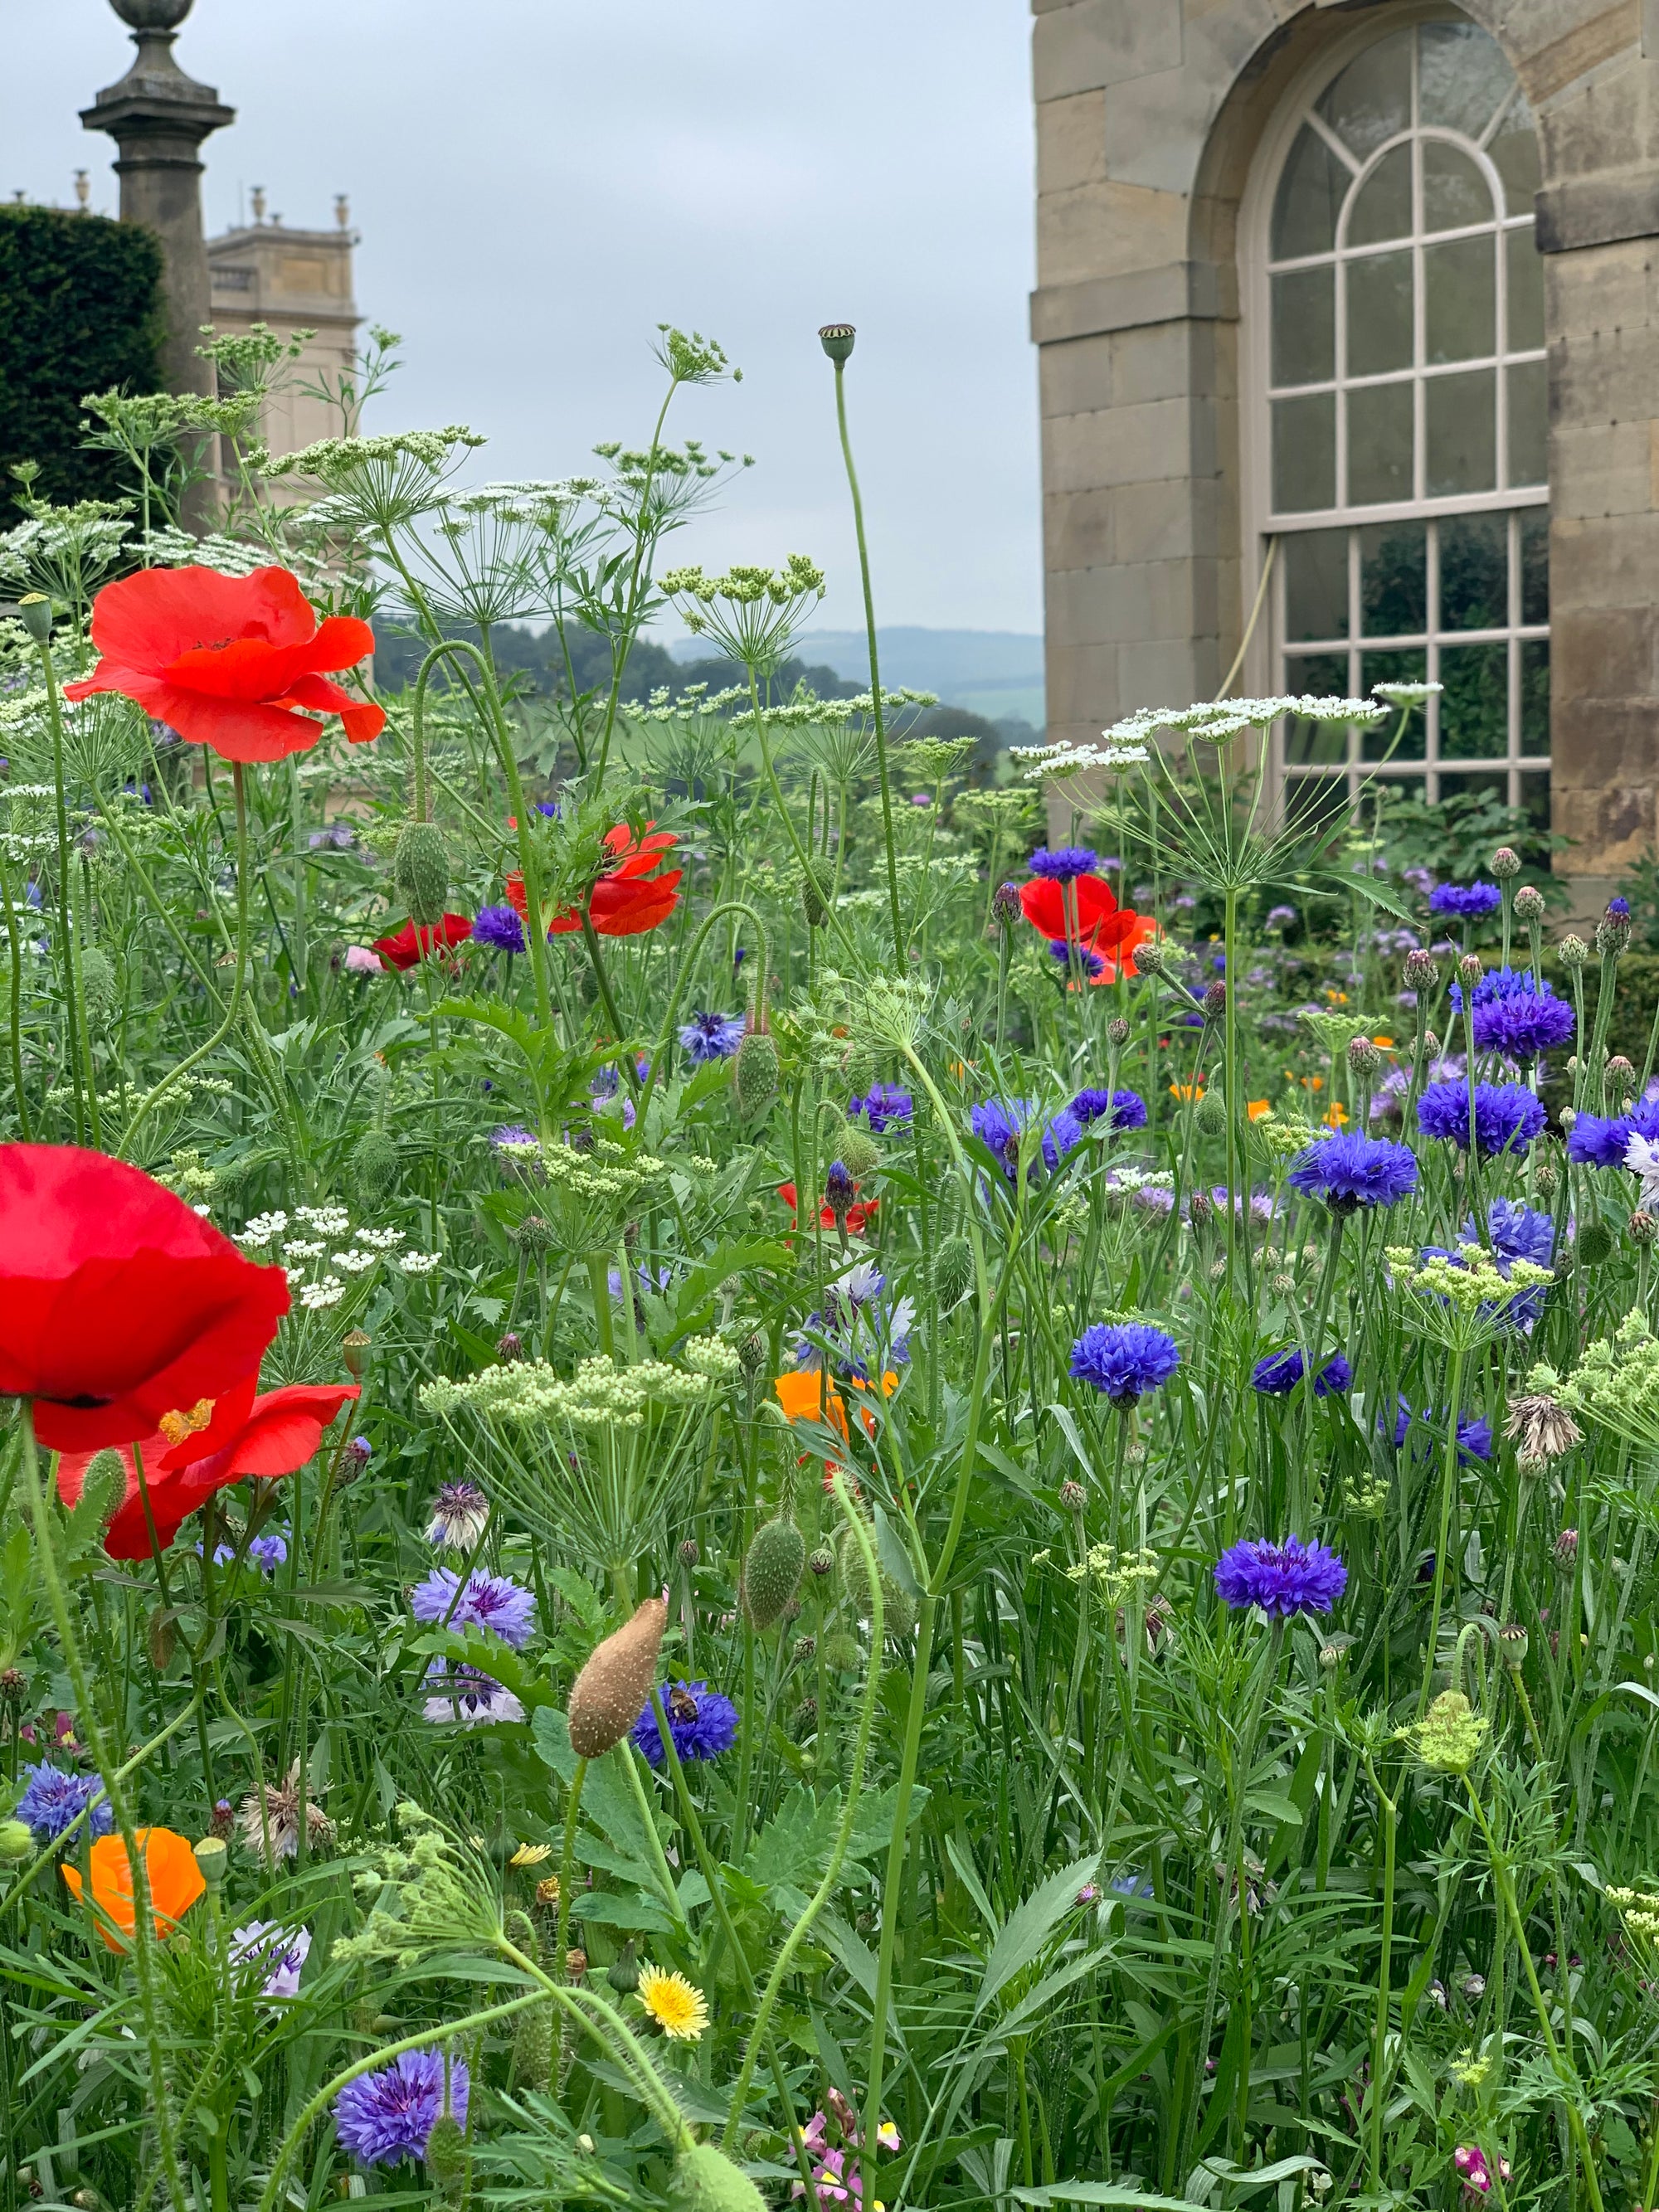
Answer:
[637, 1963, 708, 2040]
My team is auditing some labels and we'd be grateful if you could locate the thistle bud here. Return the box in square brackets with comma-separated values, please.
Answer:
[1491, 847, 1520, 879]
[1058, 1478, 1087, 1514]
[1348, 1036, 1382, 1077]
[1203, 979, 1227, 1017]
[1107, 1017, 1131, 1046]
[818, 323, 856, 364]
[567, 1597, 668, 1757]
[342, 1327, 371, 1378]
[990, 880, 1021, 927]
[393, 820, 450, 928]
[1513, 884, 1545, 921]
[734, 1030, 780, 1115]
[1559, 934, 1589, 970]
[1459, 953, 1483, 985]
[824, 1159, 855, 1231]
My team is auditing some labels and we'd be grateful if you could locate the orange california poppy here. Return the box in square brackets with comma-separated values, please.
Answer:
[1246, 1099, 1272, 1121]
[774, 1369, 850, 1442]
[62, 1827, 205, 1947]
[1170, 1082, 1204, 1102]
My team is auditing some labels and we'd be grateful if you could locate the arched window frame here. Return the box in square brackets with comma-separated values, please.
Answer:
[1238, 2, 1549, 819]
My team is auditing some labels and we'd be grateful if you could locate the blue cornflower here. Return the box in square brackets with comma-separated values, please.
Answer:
[472, 903, 526, 954]
[409, 1568, 536, 1650]
[970, 1097, 1082, 1179]
[1050, 939, 1106, 980]
[678, 1009, 745, 1062]
[1250, 1349, 1352, 1397]
[1568, 1110, 1632, 1167]
[1420, 1198, 1555, 1329]
[15, 1761, 113, 1843]
[1609, 896, 1632, 920]
[334, 2049, 469, 2168]
[632, 1680, 740, 1767]
[1072, 1086, 1146, 1130]
[489, 1123, 537, 1150]
[1214, 1537, 1347, 1616]
[248, 1529, 289, 1574]
[1287, 1130, 1418, 1212]
[534, 799, 561, 819]
[1070, 1322, 1180, 1404]
[1029, 846, 1097, 882]
[1451, 967, 1574, 1058]
[1428, 881, 1502, 917]
[1384, 1399, 1493, 1463]
[1416, 1081, 1545, 1157]
[849, 1082, 913, 1133]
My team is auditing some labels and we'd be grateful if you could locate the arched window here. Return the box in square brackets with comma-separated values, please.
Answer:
[1250, 14, 1547, 821]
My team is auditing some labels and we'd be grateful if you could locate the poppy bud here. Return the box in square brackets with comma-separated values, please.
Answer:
[17, 594, 52, 644]
[933, 1232, 973, 1310]
[342, 1327, 371, 1378]
[818, 323, 856, 364]
[78, 946, 116, 1018]
[509, 1998, 553, 2093]
[822, 1629, 862, 1672]
[740, 1515, 805, 1630]
[567, 1596, 668, 1757]
[836, 1122, 882, 1179]
[1194, 1092, 1226, 1136]
[668, 2138, 770, 2212]
[424, 2114, 468, 2190]
[77, 1450, 126, 1532]
[838, 1522, 915, 1639]
[393, 820, 450, 927]
[801, 878, 827, 929]
[1577, 1221, 1615, 1266]
[0, 1819, 32, 1863]
[733, 1030, 780, 1116]
[349, 1127, 398, 1205]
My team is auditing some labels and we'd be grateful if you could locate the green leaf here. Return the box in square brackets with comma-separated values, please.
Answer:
[975, 1851, 1099, 2019]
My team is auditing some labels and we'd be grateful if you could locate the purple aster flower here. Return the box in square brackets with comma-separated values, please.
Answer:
[410, 1568, 536, 1649]
[1450, 967, 1575, 1058]
[1072, 1086, 1146, 1131]
[849, 1082, 913, 1133]
[231, 1920, 311, 1999]
[1070, 1321, 1180, 1405]
[247, 1529, 289, 1574]
[1029, 846, 1097, 882]
[472, 903, 527, 954]
[15, 1762, 113, 1843]
[678, 1009, 745, 1062]
[1214, 1536, 1347, 1616]
[1265, 905, 1297, 930]
[1416, 1081, 1545, 1157]
[1428, 882, 1502, 917]
[632, 1680, 741, 1767]
[1250, 1349, 1352, 1397]
[1050, 939, 1106, 980]
[1569, 1110, 1634, 1167]
[1287, 1131, 1418, 1212]
[334, 2048, 469, 2167]
[426, 1480, 489, 1552]
[421, 1660, 525, 1726]
[489, 1123, 537, 1150]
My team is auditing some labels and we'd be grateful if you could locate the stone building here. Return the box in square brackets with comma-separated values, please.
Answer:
[1030, 0, 1659, 907]
[206, 200, 363, 461]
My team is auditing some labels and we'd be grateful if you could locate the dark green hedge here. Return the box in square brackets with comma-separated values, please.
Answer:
[0, 206, 163, 510]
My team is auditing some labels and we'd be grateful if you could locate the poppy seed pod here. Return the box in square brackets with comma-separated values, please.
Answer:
[668, 2138, 770, 2212]
[740, 1515, 805, 1630]
[733, 1031, 780, 1116]
[17, 592, 53, 644]
[342, 1327, 371, 1379]
[567, 1596, 668, 1757]
[818, 323, 856, 364]
[394, 821, 450, 928]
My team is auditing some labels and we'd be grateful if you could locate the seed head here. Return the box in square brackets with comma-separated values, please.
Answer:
[564, 1947, 587, 1981]
[1505, 1392, 1584, 1468]
[1500, 1622, 1529, 1664]
[342, 1326, 371, 1378]
[818, 323, 856, 363]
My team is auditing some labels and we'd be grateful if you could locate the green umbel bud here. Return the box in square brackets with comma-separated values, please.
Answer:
[424, 2113, 468, 2192]
[733, 1030, 780, 1115]
[837, 1523, 917, 1641]
[1577, 1220, 1616, 1267]
[668, 2138, 770, 2212]
[817, 324, 856, 365]
[933, 1232, 973, 1310]
[821, 1629, 862, 1673]
[394, 820, 450, 927]
[508, 1999, 553, 2093]
[740, 1515, 805, 1630]
[1409, 1688, 1489, 1775]
[0, 1819, 33, 1863]
[78, 947, 116, 1017]
[350, 1127, 398, 1205]
[17, 594, 52, 644]
[837, 1123, 881, 1179]
[1194, 1091, 1227, 1137]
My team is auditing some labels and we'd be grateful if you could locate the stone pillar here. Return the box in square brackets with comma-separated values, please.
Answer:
[80, 0, 234, 402]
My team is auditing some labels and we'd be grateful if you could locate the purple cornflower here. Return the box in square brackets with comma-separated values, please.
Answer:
[472, 903, 527, 954]
[678, 1009, 745, 1062]
[1451, 967, 1575, 1058]
[1428, 882, 1502, 917]
[247, 1529, 289, 1574]
[632, 1680, 741, 1767]
[1029, 846, 1097, 882]
[1072, 1086, 1146, 1131]
[1070, 1322, 1180, 1405]
[15, 1762, 113, 1843]
[849, 1082, 913, 1133]
[410, 1568, 536, 1649]
[1416, 1081, 1545, 1157]
[231, 1920, 311, 1999]
[425, 1480, 489, 1553]
[1251, 1349, 1352, 1397]
[421, 1660, 525, 1726]
[1287, 1131, 1418, 1212]
[1214, 1537, 1347, 1616]
[334, 2049, 469, 2167]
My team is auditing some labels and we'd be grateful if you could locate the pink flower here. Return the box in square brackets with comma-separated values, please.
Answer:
[343, 945, 382, 975]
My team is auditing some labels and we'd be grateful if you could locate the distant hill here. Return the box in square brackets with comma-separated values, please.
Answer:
[669, 625, 1046, 736]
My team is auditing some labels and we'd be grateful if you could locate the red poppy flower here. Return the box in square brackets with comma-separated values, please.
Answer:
[0, 1146, 290, 1452]
[372, 913, 474, 970]
[63, 566, 386, 764]
[777, 1181, 879, 1237]
[505, 824, 682, 939]
[57, 1372, 360, 1559]
[1019, 873, 1157, 980]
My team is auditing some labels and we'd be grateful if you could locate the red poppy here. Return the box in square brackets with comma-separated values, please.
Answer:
[1019, 873, 1157, 981]
[0, 1146, 289, 1453]
[63, 566, 386, 764]
[372, 913, 474, 970]
[777, 1181, 879, 1237]
[57, 1372, 360, 1559]
[505, 824, 682, 939]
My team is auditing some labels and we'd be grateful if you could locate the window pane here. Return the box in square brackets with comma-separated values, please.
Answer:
[1283, 775, 1353, 837]
[1284, 529, 1349, 641]
[1283, 651, 1350, 761]
[1443, 768, 1511, 809]
[1273, 392, 1336, 512]
[1425, 236, 1496, 363]
[1361, 522, 1427, 634]
[1489, 95, 1542, 216]
[1418, 22, 1515, 139]
[1316, 29, 1412, 159]
[1348, 144, 1413, 246]
[1272, 266, 1335, 386]
[1519, 769, 1550, 831]
[1520, 639, 1550, 752]
[1347, 250, 1413, 375]
[1361, 648, 1429, 756]
[1273, 124, 1350, 260]
[1422, 141, 1493, 234]
[1506, 226, 1545, 351]
[1438, 639, 1509, 756]
[1439, 512, 1507, 630]
[1520, 509, 1548, 625]
[1507, 360, 1546, 487]
[1348, 382, 1413, 504]
[1426, 368, 1496, 494]
[1377, 772, 1427, 806]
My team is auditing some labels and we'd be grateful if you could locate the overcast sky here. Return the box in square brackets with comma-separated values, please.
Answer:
[2, 0, 1042, 634]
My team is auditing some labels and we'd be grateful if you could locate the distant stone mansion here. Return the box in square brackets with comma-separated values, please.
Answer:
[1030, 0, 1659, 908]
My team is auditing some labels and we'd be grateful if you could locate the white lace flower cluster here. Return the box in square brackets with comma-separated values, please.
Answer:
[236, 1203, 435, 1297]
[421, 1344, 733, 1429]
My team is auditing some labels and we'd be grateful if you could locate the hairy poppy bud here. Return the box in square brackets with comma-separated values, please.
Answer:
[668, 2138, 770, 2212]
[801, 877, 827, 929]
[1194, 1092, 1226, 1137]
[933, 1232, 973, 1310]
[1491, 847, 1520, 879]
[78, 947, 116, 1018]
[1577, 1220, 1615, 1266]
[567, 1597, 668, 1758]
[394, 820, 450, 927]
[349, 1128, 398, 1205]
[733, 1030, 779, 1116]
[509, 1999, 552, 2093]
[76, 1449, 126, 1532]
[740, 1515, 805, 1630]
[424, 2114, 468, 2190]
[838, 1522, 916, 1640]
[836, 1123, 881, 1179]
[822, 1629, 862, 1671]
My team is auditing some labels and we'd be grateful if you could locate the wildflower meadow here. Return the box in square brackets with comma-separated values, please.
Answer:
[2, 318, 1659, 2212]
